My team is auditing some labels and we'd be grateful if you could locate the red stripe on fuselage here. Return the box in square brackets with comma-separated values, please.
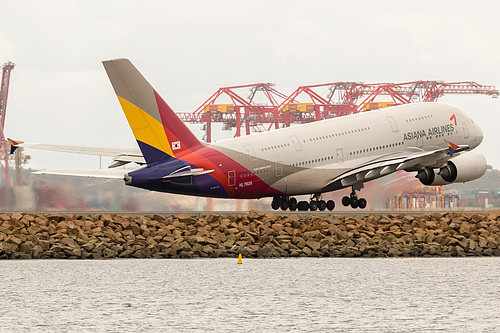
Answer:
[177, 145, 283, 199]
[153, 89, 282, 198]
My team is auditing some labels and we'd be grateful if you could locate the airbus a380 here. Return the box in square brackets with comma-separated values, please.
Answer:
[11, 58, 487, 211]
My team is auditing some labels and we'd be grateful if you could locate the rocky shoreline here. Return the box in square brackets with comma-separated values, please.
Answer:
[0, 211, 499, 259]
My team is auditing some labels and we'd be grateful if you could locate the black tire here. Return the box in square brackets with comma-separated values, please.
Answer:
[358, 198, 367, 209]
[289, 200, 297, 211]
[350, 196, 358, 207]
[342, 196, 350, 206]
[326, 200, 335, 211]
[298, 201, 309, 211]
[318, 200, 327, 211]
[309, 201, 318, 211]
[271, 197, 280, 210]
[280, 200, 289, 211]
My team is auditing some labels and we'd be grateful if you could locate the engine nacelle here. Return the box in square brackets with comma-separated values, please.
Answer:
[416, 167, 438, 186]
[416, 151, 487, 186]
[438, 151, 487, 183]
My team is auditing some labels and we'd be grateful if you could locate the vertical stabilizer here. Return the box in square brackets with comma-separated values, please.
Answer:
[102, 58, 201, 164]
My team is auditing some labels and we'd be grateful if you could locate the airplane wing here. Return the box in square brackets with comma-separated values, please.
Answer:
[12, 142, 145, 168]
[33, 168, 127, 179]
[324, 143, 470, 190]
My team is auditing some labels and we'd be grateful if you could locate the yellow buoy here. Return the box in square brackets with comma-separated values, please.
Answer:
[237, 253, 242, 264]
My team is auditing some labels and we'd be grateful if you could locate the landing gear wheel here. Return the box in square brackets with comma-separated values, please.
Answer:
[280, 200, 289, 211]
[318, 200, 327, 211]
[358, 198, 367, 209]
[309, 201, 318, 211]
[326, 200, 335, 211]
[298, 201, 309, 211]
[271, 197, 280, 210]
[342, 196, 351, 207]
[289, 199, 297, 211]
[350, 196, 358, 208]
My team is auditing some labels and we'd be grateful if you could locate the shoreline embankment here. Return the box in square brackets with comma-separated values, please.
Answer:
[0, 211, 499, 259]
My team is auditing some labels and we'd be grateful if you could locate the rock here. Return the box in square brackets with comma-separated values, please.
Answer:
[295, 238, 307, 249]
[486, 236, 498, 248]
[140, 224, 151, 237]
[470, 213, 485, 222]
[7, 218, 23, 229]
[32, 245, 44, 258]
[275, 235, 292, 243]
[271, 224, 284, 233]
[27, 226, 42, 235]
[19, 241, 34, 254]
[177, 213, 196, 225]
[387, 248, 401, 257]
[11, 212, 23, 221]
[301, 246, 312, 256]
[130, 223, 141, 236]
[306, 239, 321, 251]
[206, 213, 221, 224]
[5, 235, 22, 246]
[152, 214, 165, 222]
[132, 250, 147, 258]
[248, 210, 264, 220]
[0, 212, 498, 259]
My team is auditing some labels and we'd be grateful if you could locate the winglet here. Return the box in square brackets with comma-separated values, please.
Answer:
[7, 138, 22, 154]
[445, 140, 460, 157]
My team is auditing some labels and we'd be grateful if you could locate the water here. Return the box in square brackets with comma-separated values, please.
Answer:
[0, 258, 498, 332]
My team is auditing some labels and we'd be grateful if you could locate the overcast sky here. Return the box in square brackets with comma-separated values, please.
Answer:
[1, 0, 499, 172]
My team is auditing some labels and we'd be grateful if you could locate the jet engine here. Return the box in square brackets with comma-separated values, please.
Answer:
[416, 151, 487, 186]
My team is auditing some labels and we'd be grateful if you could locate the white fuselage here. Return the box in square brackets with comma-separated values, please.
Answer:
[210, 102, 483, 196]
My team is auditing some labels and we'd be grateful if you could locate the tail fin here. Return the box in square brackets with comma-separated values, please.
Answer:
[8, 138, 21, 154]
[102, 58, 201, 165]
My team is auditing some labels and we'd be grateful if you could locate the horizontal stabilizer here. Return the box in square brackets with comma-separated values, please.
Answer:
[109, 154, 146, 167]
[18, 142, 142, 157]
[32, 168, 127, 179]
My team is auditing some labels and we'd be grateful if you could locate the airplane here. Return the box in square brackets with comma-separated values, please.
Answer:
[11, 58, 487, 211]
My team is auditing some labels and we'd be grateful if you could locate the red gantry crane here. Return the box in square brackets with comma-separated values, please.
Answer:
[177, 83, 292, 143]
[177, 80, 498, 142]
[0, 62, 15, 187]
[280, 81, 499, 121]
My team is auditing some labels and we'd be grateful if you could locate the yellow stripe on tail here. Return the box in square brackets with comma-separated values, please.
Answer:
[118, 96, 173, 157]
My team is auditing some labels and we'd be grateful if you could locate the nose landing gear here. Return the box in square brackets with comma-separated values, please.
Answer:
[271, 194, 335, 212]
[342, 188, 367, 209]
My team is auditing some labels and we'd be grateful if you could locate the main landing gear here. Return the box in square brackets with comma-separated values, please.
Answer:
[271, 194, 335, 212]
[341, 188, 367, 209]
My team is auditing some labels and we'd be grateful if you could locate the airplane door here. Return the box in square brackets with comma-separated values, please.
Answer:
[463, 123, 469, 139]
[417, 135, 423, 148]
[244, 144, 257, 161]
[289, 135, 302, 151]
[228, 170, 236, 186]
[336, 148, 343, 163]
[276, 161, 283, 177]
[386, 116, 399, 132]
